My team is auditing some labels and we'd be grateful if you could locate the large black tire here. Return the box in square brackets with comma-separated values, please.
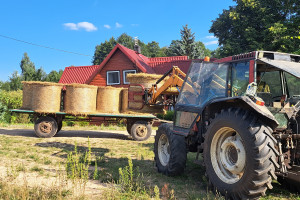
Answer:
[130, 121, 152, 141]
[203, 108, 279, 199]
[34, 116, 58, 138]
[154, 123, 187, 176]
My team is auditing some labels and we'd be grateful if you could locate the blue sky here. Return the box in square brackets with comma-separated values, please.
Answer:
[0, 0, 235, 81]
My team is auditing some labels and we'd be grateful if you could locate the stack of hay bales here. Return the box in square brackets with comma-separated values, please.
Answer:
[22, 81, 63, 113]
[64, 84, 98, 115]
[96, 86, 125, 113]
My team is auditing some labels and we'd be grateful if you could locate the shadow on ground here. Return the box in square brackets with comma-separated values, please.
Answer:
[0, 128, 132, 140]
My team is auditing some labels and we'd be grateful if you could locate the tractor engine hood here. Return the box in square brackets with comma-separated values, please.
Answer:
[257, 58, 300, 78]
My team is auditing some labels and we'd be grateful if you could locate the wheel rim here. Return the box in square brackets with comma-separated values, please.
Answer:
[38, 121, 52, 134]
[158, 134, 170, 166]
[136, 125, 147, 137]
[210, 127, 246, 184]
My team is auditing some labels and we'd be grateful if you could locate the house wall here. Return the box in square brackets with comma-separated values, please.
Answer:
[89, 49, 139, 87]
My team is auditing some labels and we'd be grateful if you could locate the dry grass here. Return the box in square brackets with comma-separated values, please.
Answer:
[0, 125, 299, 199]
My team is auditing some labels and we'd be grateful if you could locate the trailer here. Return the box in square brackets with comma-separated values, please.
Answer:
[11, 109, 156, 141]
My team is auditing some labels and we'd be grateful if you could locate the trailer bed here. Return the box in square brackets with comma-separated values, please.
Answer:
[11, 109, 157, 141]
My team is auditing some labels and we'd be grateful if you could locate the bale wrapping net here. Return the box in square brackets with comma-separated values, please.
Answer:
[97, 87, 123, 113]
[127, 73, 165, 88]
[64, 84, 97, 115]
[29, 82, 63, 113]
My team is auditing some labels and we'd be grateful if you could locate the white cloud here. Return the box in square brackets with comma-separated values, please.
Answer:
[104, 24, 111, 29]
[204, 40, 218, 45]
[63, 22, 98, 32]
[206, 35, 217, 39]
[131, 24, 139, 27]
[63, 23, 78, 30]
[115, 22, 123, 28]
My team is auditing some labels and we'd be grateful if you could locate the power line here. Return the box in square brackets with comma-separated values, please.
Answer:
[0, 34, 92, 57]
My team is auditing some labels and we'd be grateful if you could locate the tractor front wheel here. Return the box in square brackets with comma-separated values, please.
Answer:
[203, 108, 278, 199]
[154, 123, 186, 176]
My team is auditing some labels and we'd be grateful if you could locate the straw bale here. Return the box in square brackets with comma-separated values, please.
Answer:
[22, 82, 34, 110]
[127, 73, 165, 88]
[30, 82, 63, 113]
[121, 88, 128, 113]
[97, 87, 123, 113]
[64, 84, 97, 115]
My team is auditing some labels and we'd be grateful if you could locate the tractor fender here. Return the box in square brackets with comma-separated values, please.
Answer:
[207, 96, 278, 129]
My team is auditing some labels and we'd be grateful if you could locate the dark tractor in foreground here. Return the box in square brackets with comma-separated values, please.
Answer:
[154, 51, 300, 199]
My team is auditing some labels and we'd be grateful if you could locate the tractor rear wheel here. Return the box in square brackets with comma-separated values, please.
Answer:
[203, 108, 278, 199]
[34, 116, 58, 138]
[154, 123, 186, 176]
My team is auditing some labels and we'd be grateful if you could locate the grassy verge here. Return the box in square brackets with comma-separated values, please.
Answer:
[0, 124, 299, 199]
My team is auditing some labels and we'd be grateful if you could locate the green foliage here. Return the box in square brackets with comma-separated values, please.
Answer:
[157, 110, 174, 121]
[92, 37, 117, 65]
[210, 0, 300, 56]
[0, 90, 26, 123]
[165, 25, 212, 59]
[1, 52, 63, 91]
[65, 141, 91, 182]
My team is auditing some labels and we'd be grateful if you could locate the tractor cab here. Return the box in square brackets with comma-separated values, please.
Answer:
[174, 51, 300, 134]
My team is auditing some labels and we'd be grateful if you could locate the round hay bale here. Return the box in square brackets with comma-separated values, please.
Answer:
[21, 81, 35, 110]
[30, 82, 63, 113]
[127, 73, 165, 88]
[97, 87, 123, 113]
[65, 84, 97, 115]
[121, 88, 128, 113]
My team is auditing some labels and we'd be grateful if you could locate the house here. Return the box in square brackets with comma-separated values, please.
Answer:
[59, 43, 195, 87]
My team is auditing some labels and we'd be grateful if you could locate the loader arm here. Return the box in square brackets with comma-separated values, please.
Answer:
[148, 66, 186, 104]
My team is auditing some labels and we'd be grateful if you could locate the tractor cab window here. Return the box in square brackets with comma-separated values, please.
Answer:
[257, 70, 282, 105]
[177, 62, 228, 107]
[230, 62, 249, 96]
[285, 73, 300, 98]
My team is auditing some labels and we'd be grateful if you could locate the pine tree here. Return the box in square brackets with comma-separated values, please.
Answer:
[179, 24, 196, 58]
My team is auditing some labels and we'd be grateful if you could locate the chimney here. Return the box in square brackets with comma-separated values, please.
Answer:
[134, 36, 141, 54]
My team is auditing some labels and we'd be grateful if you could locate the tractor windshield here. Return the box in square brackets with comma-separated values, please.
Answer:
[177, 62, 229, 108]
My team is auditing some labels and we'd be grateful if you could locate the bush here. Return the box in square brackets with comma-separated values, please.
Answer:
[157, 110, 174, 121]
[0, 90, 25, 123]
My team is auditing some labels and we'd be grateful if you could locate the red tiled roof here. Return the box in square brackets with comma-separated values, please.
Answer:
[59, 44, 201, 84]
[59, 65, 100, 84]
[152, 60, 193, 74]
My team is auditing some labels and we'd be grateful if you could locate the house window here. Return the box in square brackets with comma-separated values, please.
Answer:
[107, 71, 120, 85]
[123, 70, 136, 84]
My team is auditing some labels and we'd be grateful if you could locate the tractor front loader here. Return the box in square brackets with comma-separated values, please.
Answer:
[154, 51, 300, 199]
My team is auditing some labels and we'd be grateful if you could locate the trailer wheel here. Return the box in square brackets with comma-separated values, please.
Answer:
[154, 123, 186, 176]
[203, 108, 278, 199]
[130, 121, 152, 141]
[34, 116, 58, 138]
[126, 120, 134, 135]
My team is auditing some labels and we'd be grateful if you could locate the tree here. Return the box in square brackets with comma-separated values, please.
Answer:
[165, 40, 182, 57]
[92, 37, 116, 65]
[179, 24, 196, 58]
[20, 53, 36, 81]
[45, 70, 63, 82]
[210, 0, 300, 57]
[9, 71, 22, 91]
[116, 33, 134, 49]
[146, 41, 163, 57]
